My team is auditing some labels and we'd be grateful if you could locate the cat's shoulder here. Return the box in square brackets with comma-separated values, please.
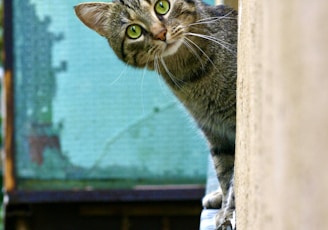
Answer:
[206, 4, 238, 18]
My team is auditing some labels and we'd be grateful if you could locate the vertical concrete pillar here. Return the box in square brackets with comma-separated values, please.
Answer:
[236, 0, 328, 230]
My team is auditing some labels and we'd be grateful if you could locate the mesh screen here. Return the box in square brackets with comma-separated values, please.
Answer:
[13, 0, 209, 190]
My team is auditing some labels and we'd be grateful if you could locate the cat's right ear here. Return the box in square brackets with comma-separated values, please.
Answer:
[74, 3, 113, 36]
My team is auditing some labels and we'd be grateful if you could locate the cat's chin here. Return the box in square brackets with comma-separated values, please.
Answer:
[162, 39, 183, 57]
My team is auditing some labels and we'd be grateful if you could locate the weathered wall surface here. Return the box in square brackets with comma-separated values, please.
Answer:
[236, 0, 328, 229]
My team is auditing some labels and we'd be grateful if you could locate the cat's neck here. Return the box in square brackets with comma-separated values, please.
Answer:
[161, 50, 212, 87]
[154, 37, 230, 91]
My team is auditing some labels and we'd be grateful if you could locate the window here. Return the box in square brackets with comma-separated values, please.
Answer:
[5, 0, 213, 192]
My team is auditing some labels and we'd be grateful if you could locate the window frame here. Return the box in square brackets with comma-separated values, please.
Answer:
[2, 0, 205, 204]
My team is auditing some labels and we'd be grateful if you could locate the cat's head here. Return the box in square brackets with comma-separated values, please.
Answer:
[75, 0, 201, 68]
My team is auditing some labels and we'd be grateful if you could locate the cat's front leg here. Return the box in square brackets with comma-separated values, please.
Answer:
[215, 178, 235, 230]
[202, 188, 235, 230]
[210, 147, 235, 230]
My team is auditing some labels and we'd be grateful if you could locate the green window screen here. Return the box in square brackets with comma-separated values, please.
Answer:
[13, 0, 212, 190]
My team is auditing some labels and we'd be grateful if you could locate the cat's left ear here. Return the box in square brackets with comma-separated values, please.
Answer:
[74, 3, 113, 36]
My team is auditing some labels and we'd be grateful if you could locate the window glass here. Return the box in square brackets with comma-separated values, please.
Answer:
[13, 0, 211, 190]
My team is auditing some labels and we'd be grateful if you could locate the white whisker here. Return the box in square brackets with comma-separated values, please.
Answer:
[195, 11, 235, 22]
[109, 63, 128, 86]
[184, 37, 217, 70]
[153, 55, 172, 95]
[160, 56, 184, 89]
[188, 17, 235, 27]
[154, 55, 161, 76]
[182, 38, 205, 69]
[186, 11, 236, 28]
[154, 56, 164, 86]
[187, 32, 236, 56]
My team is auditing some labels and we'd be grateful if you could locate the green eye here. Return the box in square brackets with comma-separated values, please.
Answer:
[155, 0, 170, 15]
[126, 24, 142, 39]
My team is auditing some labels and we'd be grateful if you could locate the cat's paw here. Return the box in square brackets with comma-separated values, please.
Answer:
[202, 189, 222, 209]
[215, 209, 236, 230]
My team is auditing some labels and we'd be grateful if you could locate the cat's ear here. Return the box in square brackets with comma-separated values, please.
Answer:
[74, 3, 113, 36]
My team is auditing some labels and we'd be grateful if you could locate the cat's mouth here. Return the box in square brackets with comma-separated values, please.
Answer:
[162, 39, 183, 57]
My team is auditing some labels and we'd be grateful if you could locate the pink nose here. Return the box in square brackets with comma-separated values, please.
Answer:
[154, 29, 167, 41]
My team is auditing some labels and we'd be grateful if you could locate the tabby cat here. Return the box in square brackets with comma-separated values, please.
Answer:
[74, 0, 237, 229]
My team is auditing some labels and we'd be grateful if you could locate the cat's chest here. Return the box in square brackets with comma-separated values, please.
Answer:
[173, 77, 235, 126]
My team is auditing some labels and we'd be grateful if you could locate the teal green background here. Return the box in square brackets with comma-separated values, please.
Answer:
[13, 0, 213, 190]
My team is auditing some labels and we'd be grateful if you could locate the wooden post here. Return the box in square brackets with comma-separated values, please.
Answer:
[236, 0, 328, 229]
[3, 0, 16, 192]
[3, 70, 16, 192]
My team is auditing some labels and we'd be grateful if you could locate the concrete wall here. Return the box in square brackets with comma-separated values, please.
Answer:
[236, 0, 328, 230]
